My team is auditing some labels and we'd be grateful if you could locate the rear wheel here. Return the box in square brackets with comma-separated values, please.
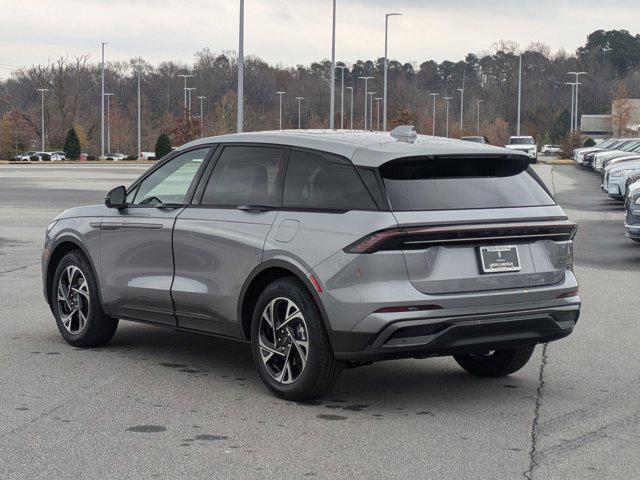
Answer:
[251, 277, 343, 400]
[453, 346, 535, 377]
[51, 251, 118, 347]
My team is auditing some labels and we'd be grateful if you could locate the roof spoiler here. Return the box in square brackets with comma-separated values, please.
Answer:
[390, 125, 417, 143]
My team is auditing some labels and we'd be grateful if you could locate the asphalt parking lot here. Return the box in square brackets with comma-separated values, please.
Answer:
[0, 162, 638, 480]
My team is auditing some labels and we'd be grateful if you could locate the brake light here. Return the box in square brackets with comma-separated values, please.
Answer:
[556, 289, 579, 299]
[344, 228, 404, 253]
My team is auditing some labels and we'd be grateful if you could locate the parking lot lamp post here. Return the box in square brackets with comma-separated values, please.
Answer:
[276, 91, 286, 130]
[346, 86, 354, 129]
[517, 54, 522, 136]
[565, 82, 576, 132]
[136, 65, 141, 159]
[36, 88, 49, 151]
[368, 92, 376, 130]
[443, 96, 453, 138]
[104, 93, 114, 153]
[568, 72, 587, 132]
[101, 42, 107, 157]
[295, 97, 304, 129]
[358, 76, 373, 130]
[383, 12, 401, 131]
[177, 73, 195, 115]
[197, 96, 206, 137]
[186, 88, 196, 117]
[477, 99, 483, 134]
[375, 97, 382, 130]
[457, 87, 464, 132]
[336, 65, 347, 129]
[329, 0, 336, 129]
[430, 92, 439, 136]
[238, 0, 244, 132]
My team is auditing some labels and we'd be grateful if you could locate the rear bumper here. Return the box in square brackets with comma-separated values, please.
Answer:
[331, 302, 580, 361]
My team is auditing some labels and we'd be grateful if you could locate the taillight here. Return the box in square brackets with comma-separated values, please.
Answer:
[556, 289, 579, 299]
[344, 228, 404, 253]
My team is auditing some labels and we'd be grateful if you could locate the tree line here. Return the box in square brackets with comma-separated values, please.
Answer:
[1, 29, 640, 158]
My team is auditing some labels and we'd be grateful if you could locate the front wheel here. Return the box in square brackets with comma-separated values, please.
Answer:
[453, 345, 535, 377]
[251, 277, 343, 400]
[51, 251, 118, 347]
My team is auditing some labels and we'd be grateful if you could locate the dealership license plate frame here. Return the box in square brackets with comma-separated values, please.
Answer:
[478, 245, 522, 274]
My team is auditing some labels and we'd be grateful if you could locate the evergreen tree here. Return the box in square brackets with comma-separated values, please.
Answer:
[155, 133, 172, 160]
[63, 128, 81, 159]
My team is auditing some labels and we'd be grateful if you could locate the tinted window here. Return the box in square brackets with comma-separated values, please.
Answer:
[202, 146, 286, 206]
[284, 150, 376, 211]
[508, 137, 535, 145]
[379, 157, 555, 211]
[133, 147, 209, 205]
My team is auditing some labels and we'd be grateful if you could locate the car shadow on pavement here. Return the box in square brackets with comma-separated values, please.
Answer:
[100, 322, 537, 411]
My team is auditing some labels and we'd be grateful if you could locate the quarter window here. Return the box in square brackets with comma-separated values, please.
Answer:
[132, 147, 210, 205]
[201, 146, 286, 206]
[283, 150, 376, 211]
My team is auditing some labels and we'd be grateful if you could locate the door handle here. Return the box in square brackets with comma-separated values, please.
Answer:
[237, 205, 275, 212]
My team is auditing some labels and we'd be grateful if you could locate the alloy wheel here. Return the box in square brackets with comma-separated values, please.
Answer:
[57, 265, 90, 334]
[258, 297, 309, 385]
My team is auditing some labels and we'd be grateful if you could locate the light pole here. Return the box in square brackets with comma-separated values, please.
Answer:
[358, 76, 373, 130]
[101, 42, 107, 157]
[177, 73, 195, 113]
[36, 88, 49, 151]
[186, 88, 196, 117]
[374, 97, 382, 130]
[238, 0, 244, 132]
[430, 92, 439, 136]
[295, 97, 304, 129]
[368, 92, 376, 130]
[105, 93, 114, 153]
[329, 0, 337, 129]
[134, 64, 142, 159]
[457, 87, 464, 132]
[346, 86, 354, 129]
[383, 12, 401, 132]
[565, 82, 576, 132]
[568, 72, 587, 132]
[276, 91, 286, 130]
[517, 54, 522, 136]
[197, 96, 206, 137]
[443, 96, 453, 138]
[336, 65, 347, 129]
[477, 99, 483, 134]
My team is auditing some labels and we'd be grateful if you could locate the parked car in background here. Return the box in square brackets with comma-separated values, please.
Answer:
[99, 153, 126, 161]
[602, 158, 640, 200]
[625, 172, 640, 199]
[16, 151, 38, 161]
[592, 139, 640, 172]
[139, 152, 156, 160]
[461, 136, 490, 144]
[49, 151, 66, 161]
[505, 136, 537, 162]
[41, 127, 579, 400]
[573, 138, 620, 165]
[625, 188, 640, 243]
[541, 145, 561, 155]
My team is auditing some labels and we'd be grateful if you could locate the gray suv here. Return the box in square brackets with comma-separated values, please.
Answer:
[42, 127, 580, 400]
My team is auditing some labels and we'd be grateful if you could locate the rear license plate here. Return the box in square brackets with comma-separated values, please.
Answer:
[478, 246, 521, 273]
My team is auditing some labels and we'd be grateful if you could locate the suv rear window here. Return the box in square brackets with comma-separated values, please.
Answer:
[379, 157, 555, 211]
[284, 150, 376, 211]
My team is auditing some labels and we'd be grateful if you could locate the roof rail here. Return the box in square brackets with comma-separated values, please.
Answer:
[390, 125, 417, 143]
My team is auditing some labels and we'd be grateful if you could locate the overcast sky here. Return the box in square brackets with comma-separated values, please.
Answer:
[0, 0, 638, 78]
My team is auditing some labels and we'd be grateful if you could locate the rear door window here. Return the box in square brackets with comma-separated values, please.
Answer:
[379, 156, 555, 211]
[283, 150, 376, 211]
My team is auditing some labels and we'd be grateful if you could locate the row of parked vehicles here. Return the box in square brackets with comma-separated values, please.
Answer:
[462, 135, 562, 162]
[573, 138, 640, 243]
[15, 150, 67, 161]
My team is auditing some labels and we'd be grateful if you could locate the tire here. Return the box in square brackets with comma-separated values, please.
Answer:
[51, 250, 118, 348]
[453, 345, 535, 377]
[250, 277, 343, 400]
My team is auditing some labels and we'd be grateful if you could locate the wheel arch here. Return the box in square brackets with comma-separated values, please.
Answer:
[237, 259, 330, 341]
[45, 236, 108, 313]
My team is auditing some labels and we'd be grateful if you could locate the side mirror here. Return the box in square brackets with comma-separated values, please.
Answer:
[105, 185, 127, 209]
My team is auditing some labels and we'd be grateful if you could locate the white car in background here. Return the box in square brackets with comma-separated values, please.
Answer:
[541, 144, 561, 155]
[505, 136, 537, 162]
[49, 151, 66, 161]
[573, 138, 620, 165]
[602, 157, 640, 199]
[592, 140, 640, 172]
[99, 152, 126, 161]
